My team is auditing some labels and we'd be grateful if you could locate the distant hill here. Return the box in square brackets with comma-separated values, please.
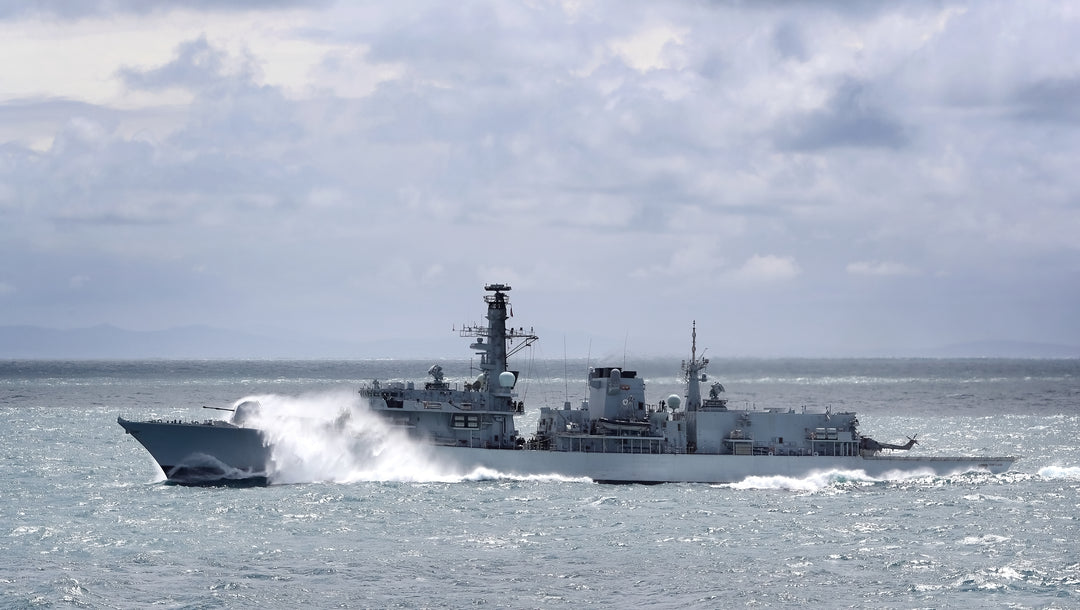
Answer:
[0, 324, 298, 359]
[0, 324, 459, 359]
[0, 325, 1076, 359]
[927, 340, 1080, 359]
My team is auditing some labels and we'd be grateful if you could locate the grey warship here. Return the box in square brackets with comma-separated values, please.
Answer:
[118, 283, 1016, 484]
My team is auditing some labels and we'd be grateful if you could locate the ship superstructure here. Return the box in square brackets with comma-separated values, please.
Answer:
[529, 320, 877, 460]
[356, 283, 536, 451]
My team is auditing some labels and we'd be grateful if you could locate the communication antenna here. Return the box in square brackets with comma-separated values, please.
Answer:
[623, 331, 629, 370]
[522, 338, 535, 400]
[584, 339, 592, 399]
[563, 335, 569, 405]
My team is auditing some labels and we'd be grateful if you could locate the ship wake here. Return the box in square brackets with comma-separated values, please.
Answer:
[1038, 465, 1080, 480]
[457, 467, 593, 484]
[722, 468, 937, 492]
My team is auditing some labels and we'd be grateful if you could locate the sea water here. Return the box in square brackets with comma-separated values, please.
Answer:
[1, 358, 1079, 608]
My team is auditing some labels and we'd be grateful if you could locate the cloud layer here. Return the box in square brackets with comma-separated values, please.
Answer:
[0, 1, 1077, 356]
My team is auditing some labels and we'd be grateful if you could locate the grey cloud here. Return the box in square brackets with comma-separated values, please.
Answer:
[1, 42, 316, 232]
[0, 98, 123, 126]
[0, 0, 324, 21]
[775, 79, 909, 151]
[364, 3, 505, 66]
[772, 21, 807, 61]
[363, 2, 607, 70]
[1, 1, 1078, 355]
[118, 36, 260, 96]
[712, 0, 923, 18]
[1013, 76, 1080, 123]
[120, 37, 305, 151]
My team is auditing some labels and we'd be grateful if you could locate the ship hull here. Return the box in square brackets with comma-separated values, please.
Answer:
[118, 417, 1013, 485]
[429, 446, 1014, 483]
[118, 417, 271, 483]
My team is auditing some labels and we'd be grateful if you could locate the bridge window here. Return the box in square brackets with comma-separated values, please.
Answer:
[452, 414, 480, 429]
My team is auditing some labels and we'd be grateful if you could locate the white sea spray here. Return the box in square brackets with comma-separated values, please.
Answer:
[237, 389, 465, 484]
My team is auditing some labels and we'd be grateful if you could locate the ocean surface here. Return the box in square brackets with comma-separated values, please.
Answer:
[2, 357, 1079, 608]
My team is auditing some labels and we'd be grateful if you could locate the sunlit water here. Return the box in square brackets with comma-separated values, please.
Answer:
[2, 358, 1079, 607]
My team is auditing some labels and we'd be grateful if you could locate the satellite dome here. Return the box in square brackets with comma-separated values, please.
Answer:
[499, 371, 516, 388]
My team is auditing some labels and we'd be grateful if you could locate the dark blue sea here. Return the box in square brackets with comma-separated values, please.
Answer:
[2, 358, 1079, 608]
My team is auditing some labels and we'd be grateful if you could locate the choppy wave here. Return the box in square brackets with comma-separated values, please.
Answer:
[720, 467, 951, 492]
[1037, 465, 1080, 479]
[458, 467, 593, 484]
[721, 469, 877, 492]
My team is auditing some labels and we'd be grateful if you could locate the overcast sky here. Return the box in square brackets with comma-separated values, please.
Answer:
[0, 1, 1077, 358]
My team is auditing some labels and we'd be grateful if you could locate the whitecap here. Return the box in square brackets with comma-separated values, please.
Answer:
[1038, 465, 1080, 480]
